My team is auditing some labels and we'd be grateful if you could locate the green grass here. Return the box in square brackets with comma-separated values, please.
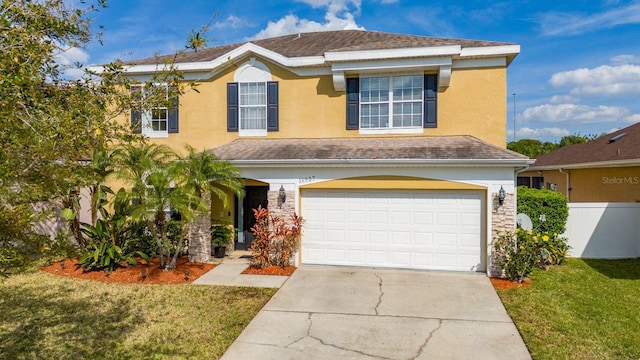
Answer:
[0, 269, 276, 359]
[497, 258, 640, 360]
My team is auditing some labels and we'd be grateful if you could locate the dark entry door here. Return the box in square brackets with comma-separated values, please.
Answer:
[239, 186, 268, 250]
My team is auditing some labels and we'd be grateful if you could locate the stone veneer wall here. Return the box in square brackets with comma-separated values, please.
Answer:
[489, 192, 515, 277]
[188, 197, 212, 263]
[267, 190, 296, 223]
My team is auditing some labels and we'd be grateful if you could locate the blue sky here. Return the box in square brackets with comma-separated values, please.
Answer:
[68, 0, 640, 143]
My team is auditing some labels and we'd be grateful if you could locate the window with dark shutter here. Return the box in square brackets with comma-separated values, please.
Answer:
[346, 77, 359, 130]
[227, 82, 239, 132]
[424, 74, 437, 128]
[266, 81, 278, 131]
[130, 86, 142, 134]
[168, 86, 179, 133]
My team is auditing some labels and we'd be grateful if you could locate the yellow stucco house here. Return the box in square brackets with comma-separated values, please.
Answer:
[117, 30, 530, 275]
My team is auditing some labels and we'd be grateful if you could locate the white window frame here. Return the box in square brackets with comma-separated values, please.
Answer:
[239, 82, 267, 136]
[235, 58, 272, 137]
[137, 84, 169, 139]
[359, 74, 423, 135]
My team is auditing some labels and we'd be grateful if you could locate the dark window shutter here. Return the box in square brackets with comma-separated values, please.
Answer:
[424, 74, 437, 128]
[168, 86, 179, 133]
[130, 86, 142, 133]
[266, 81, 279, 131]
[227, 82, 239, 132]
[346, 77, 359, 130]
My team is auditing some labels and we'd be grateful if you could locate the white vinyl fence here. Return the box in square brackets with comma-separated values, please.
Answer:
[564, 203, 640, 258]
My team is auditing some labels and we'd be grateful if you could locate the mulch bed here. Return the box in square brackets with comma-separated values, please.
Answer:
[41, 257, 216, 285]
[490, 277, 533, 290]
[241, 265, 296, 276]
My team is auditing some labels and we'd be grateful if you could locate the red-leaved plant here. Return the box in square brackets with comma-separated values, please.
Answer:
[249, 206, 304, 269]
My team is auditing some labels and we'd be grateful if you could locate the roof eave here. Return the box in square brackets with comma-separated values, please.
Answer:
[224, 158, 533, 168]
[529, 158, 640, 170]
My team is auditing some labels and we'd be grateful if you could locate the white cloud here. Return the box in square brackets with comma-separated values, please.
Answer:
[549, 64, 640, 96]
[53, 46, 90, 79]
[611, 54, 640, 65]
[549, 95, 579, 104]
[296, 0, 361, 13]
[251, 0, 364, 40]
[213, 15, 253, 30]
[521, 103, 630, 124]
[624, 113, 640, 123]
[537, 2, 640, 36]
[517, 127, 571, 138]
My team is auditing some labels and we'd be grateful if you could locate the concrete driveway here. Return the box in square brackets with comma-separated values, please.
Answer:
[221, 266, 531, 360]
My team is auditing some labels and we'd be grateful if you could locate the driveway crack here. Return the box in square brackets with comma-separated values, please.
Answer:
[410, 319, 442, 359]
[374, 270, 383, 316]
[284, 312, 313, 348]
[295, 312, 394, 359]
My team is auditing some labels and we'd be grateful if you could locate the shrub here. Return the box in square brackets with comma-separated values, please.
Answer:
[78, 218, 149, 273]
[493, 229, 569, 282]
[517, 186, 568, 235]
[211, 220, 236, 248]
[271, 212, 304, 268]
[249, 207, 272, 269]
[249, 206, 304, 269]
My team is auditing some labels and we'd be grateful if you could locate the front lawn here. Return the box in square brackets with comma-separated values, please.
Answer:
[0, 269, 276, 359]
[497, 258, 640, 360]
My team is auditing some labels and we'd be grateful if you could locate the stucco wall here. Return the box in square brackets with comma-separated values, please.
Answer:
[522, 167, 640, 202]
[121, 55, 508, 153]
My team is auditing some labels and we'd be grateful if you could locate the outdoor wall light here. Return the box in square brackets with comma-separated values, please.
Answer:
[498, 186, 506, 205]
[279, 185, 286, 206]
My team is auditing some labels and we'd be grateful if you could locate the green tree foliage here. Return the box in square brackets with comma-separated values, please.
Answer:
[508, 134, 602, 158]
[507, 139, 557, 158]
[0, 0, 201, 273]
[0, 0, 116, 272]
[557, 133, 600, 148]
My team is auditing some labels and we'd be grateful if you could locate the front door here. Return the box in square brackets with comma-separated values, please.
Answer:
[237, 186, 268, 250]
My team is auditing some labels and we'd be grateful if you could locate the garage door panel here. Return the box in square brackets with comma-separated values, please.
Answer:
[348, 210, 366, 224]
[301, 189, 484, 272]
[369, 210, 388, 224]
[325, 229, 344, 242]
[414, 212, 433, 225]
[390, 211, 410, 225]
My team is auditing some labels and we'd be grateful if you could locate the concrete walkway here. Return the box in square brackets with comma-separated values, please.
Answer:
[221, 265, 531, 360]
[192, 253, 289, 288]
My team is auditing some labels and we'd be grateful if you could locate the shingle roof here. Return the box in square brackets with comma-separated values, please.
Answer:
[127, 30, 515, 66]
[211, 136, 529, 162]
[530, 122, 640, 168]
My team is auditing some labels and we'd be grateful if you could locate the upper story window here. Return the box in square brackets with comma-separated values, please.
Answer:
[360, 75, 423, 129]
[240, 82, 267, 132]
[227, 59, 278, 136]
[130, 84, 179, 138]
[346, 73, 437, 134]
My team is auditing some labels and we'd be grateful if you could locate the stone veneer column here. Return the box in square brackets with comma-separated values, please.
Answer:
[267, 190, 296, 223]
[489, 192, 515, 277]
[188, 196, 212, 263]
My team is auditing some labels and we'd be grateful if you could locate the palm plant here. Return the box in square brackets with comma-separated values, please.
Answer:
[112, 141, 190, 269]
[175, 145, 243, 261]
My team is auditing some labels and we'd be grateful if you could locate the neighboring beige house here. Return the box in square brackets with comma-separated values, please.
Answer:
[114, 30, 530, 275]
[520, 122, 640, 258]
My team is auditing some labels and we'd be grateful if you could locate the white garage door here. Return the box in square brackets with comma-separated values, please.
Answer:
[301, 189, 484, 272]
